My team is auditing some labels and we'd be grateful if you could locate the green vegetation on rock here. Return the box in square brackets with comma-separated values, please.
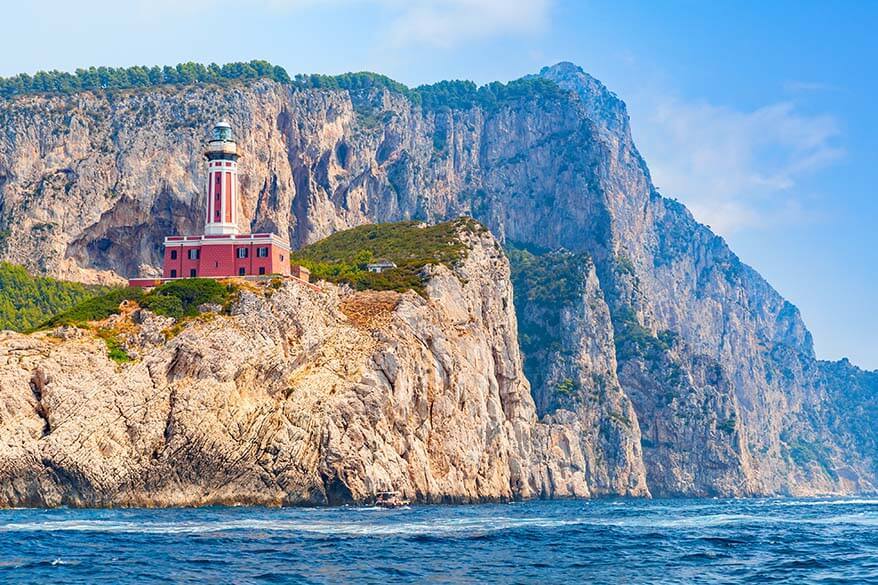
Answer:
[507, 244, 589, 355]
[38, 287, 143, 329]
[293, 73, 568, 113]
[290, 218, 480, 295]
[0, 262, 110, 331]
[140, 278, 232, 319]
[0, 60, 569, 116]
[38, 278, 235, 329]
[0, 60, 290, 99]
[612, 306, 671, 362]
[508, 245, 587, 305]
[292, 72, 410, 96]
[95, 329, 132, 364]
[507, 244, 591, 411]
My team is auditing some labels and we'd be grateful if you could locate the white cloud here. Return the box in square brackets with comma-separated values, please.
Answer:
[144, 0, 552, 47]
[632, 97, 844, 234]
[17, 0, 552, 57]
[379, 0, 551, 48]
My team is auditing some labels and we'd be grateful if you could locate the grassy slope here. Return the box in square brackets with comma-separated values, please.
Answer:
[290, 217, 482, 295]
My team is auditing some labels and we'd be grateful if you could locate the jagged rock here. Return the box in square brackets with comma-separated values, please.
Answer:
[50, 326, 83, 340]
[0, 228, 618, 506]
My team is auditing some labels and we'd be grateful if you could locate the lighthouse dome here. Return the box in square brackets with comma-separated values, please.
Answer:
[205, 121, 239, 160]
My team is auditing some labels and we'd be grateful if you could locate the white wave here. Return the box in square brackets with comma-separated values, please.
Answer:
[773, 498, 878, 507]
[624, 514, 763, 529]
[0, 516, 588, 536]
[0, 513, 802, 535]
[4, 500, 876, 536]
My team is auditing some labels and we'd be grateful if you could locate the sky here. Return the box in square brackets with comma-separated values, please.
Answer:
[2, 0, 876, 368]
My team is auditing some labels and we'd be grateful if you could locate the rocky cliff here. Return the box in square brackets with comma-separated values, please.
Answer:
[0, 62, 874, 498]
[0, 226, 629, 506]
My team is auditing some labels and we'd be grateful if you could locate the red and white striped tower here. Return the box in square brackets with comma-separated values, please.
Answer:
[204, 121, 239, 236]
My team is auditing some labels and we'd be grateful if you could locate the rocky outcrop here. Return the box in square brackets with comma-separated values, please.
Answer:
[0, 62, 875, 497]
[0, 227, 616, 506]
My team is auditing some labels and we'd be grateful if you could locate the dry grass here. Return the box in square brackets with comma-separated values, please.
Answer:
[340, 291, 401, 329]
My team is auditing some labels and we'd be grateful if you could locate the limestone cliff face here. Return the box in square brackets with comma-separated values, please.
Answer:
[0, 63, 875, 497]
[0, 228, 615, 506]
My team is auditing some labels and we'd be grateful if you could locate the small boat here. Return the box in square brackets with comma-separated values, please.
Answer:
[374, 491, 410, 508]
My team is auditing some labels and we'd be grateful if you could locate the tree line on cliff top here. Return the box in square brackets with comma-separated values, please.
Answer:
[0, 60, 291, 99]
[0, 61, 568, 112]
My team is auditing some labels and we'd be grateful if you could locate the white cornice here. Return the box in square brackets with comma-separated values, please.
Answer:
[164, 233, 291, 250]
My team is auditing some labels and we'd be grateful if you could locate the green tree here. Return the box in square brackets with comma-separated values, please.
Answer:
[0, 262, 110, 331]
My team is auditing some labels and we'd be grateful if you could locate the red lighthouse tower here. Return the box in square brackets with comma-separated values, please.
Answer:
[130, 121, 293, 285]
[204, 121, 241, 236]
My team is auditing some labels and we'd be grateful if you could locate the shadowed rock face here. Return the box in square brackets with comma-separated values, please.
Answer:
[0, 63, 875, 499]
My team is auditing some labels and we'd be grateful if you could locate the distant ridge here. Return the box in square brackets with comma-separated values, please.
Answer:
[0, 60, 568, 114]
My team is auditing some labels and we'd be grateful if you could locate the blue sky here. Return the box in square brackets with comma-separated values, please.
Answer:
[2, 1, 876, 368]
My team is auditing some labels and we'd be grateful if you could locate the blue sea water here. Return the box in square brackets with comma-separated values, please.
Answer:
[1, 498, 876, 584]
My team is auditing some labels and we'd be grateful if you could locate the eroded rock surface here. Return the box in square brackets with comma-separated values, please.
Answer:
[0, 229, 609, 506]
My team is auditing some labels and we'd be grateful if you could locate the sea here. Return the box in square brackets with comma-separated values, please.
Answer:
[0, 497, 876, 584]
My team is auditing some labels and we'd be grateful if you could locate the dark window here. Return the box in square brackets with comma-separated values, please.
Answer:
[239, 267, 246, 276]
[257, 247, 269, 258]
[280, 254, 284, 261]
[188, 249, 199, 260]
[237, 247, 248, 259]
[259, 266, 266, 275]
[170, 250, 177, 260]
[170, 269, 177, 278]
[189, 269, 197, 277]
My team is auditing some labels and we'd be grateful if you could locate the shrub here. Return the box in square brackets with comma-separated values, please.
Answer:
[291, 73, 569, 114]
[612, 306, 669, 362]
[140, 294, 184, 319]
[717, 417, 737, 434]
[1, 61, 571, 116]
[36, 277, 235, 330]
[144, 278, 231, 317]
[95, 329, 131, 364]
[556, 378, 578, 396]
[38, 287, 143, 329]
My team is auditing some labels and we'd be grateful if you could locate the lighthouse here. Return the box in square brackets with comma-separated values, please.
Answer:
[127, 121, 295, 285]
[204, 121, 239, 236]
